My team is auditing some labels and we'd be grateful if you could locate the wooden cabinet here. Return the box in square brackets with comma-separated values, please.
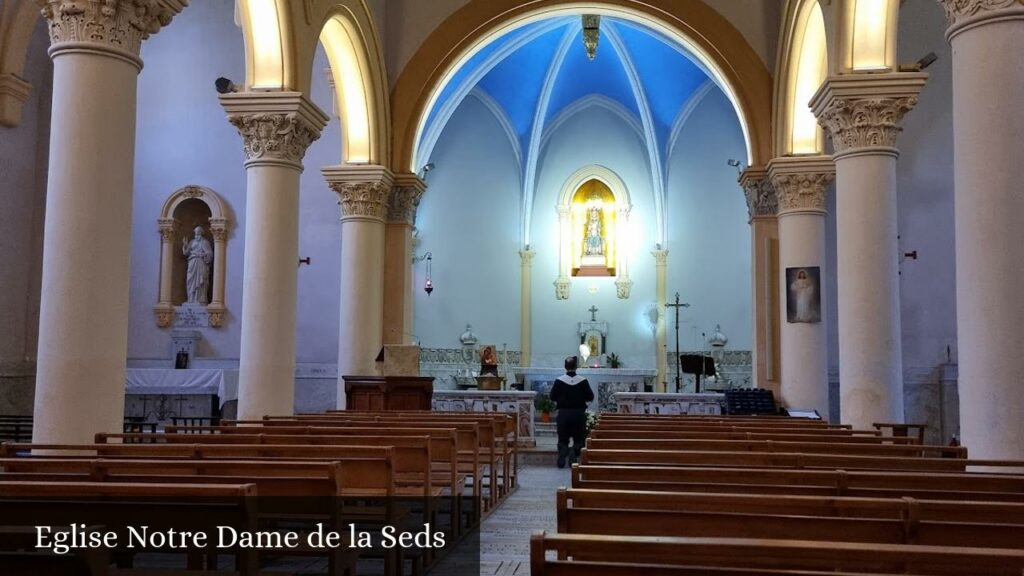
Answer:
[343, 376, 434, 411]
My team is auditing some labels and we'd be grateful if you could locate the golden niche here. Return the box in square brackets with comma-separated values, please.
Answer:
[571, 179, 616, 277]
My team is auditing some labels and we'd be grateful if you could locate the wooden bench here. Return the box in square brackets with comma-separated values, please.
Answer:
[529, 531, 1024, 575]
[583, 438, 966, 458]
[578, 448, 970, 472]
[589, 429, 919, 444]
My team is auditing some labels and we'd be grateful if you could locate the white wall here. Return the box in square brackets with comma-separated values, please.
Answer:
[412, 95, 522, 351]
[665, 88, 753, 354]
[0, 18, 50, 412]
[129, 1, 345, 371]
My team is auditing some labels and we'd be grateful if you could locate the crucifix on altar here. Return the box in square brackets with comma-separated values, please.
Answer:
[665, 292, 690, 392]
[578, 305, 608, 364]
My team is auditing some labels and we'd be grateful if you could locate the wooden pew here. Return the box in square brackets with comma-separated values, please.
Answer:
[571, 464, 1024, 501]
[555, 488, 1024, 549]
[529, 531, 1024, 575]
[0, 481, 259, 576]
[578, 448, 970, 472]
[583, 438, 966, 458]
[588, 429, 919, 444]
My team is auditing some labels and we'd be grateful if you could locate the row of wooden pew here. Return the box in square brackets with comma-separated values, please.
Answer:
[0, 410, 518, 576]
[531, 413, 1024, 575]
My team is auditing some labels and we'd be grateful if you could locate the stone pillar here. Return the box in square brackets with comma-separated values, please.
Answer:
[652, 249, 669, 391]
[811, 73, 925, 428]
[221, 92, 327, 420]
[207, 218, 227, 327]
[614, 207, 633, 299]
[154, 218, 177, 327]
[519, 249, 535, 367]
[383, 174, 425, 345]
[324, 165, 394, 409]
[940, 0, 1024, 459]
[31, 0, 185, 444]
[768, 156, 835, 418]
[739, 167, 780, 396]
[554, 206, 571, 299]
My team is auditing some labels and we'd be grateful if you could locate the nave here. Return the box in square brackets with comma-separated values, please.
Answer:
[4, 410, 1024, 575]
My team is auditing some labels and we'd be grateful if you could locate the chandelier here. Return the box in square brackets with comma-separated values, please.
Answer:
[582, 15, 600, 60]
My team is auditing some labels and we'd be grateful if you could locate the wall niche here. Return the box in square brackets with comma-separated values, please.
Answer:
[154, 185, 230, 328]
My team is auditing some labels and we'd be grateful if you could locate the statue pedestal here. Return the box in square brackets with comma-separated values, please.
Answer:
[173, 303, 211, 328]
[475, 375, 504, 391]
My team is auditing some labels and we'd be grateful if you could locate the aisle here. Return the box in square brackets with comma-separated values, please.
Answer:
[430, 463, 567, 576]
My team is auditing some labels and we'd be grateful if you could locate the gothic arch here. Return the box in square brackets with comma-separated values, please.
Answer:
[391, 0, 773, 175]
[775, 0, 830, 156]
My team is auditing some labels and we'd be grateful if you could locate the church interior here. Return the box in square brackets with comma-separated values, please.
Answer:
[1, 0, 1024, 574]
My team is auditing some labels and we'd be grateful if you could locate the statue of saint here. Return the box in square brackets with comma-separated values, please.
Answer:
[583, 205, 605, 257]
[480, 346, 499, 376]
[182, 226, 213, 305]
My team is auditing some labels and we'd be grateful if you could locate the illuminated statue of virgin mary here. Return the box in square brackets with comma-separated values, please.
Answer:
[583, 205, 605, 257]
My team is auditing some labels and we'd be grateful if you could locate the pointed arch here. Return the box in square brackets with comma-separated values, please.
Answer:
[775, 0, 830, 156]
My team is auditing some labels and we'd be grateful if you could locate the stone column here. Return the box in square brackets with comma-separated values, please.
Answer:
[519, 249, 535, 366]
[31, 0, 185, 444]
[940, 0, 1024, 459]
[324, 165, 394, 409]
[154, 218, 177, 327]
[221, 92, 327, 420]
[614, 207, 633, 299]
[383, 174, 425, 345]
[811, 73, 925, 428]
[768, 156, 835, 418]
[554, 206, 571, 299]
[207, 218, 227, 327]
[652, 249, 669, 391]
[740, 167, 780, 396]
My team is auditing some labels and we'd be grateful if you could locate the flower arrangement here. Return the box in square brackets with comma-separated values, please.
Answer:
[585, 411, 598, 434]
[607, 352, 622, 368]
[535, 392, 555, 422]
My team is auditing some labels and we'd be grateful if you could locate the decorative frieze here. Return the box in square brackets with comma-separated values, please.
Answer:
[739, 167, 777, 220]
[38, 0, 187, 56]
[939, 0, 1023, 29]
[227, 113, 322, 165]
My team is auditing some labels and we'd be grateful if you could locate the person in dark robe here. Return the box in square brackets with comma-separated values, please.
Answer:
[549, 355, 594, 468]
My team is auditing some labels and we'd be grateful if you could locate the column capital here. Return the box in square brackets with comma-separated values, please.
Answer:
[940, 0, 1024, 38]
[651, 249, 669, 266]
[157, 217, 175, 240]
[739, 166, 777, 221]
[767, 155, 835, 214]
[220, 92, 328, 170]
[39, 0, 187, 61]
[519, 249, 536, 266]
[323, 164, 395, 223]
[208, 218, 228, 241]
[388, 173, 426, 225]
[810, 73, 927, 157]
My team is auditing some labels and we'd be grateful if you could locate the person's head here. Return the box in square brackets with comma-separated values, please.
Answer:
[797, 269, 807, 280]
[565, 355, 578, 374]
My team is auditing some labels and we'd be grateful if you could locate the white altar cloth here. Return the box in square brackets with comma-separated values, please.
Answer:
[125, 369, 239, 407]
[614, 392, 725, 415]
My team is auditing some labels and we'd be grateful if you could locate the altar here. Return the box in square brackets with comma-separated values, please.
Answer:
[124, 368, 239, 422]
[515, 367, 657, 413]
[613, 391, 725, 415]
[432, 390, 537, 445]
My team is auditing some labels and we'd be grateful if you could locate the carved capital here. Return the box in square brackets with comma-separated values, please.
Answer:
[227, 113, 321, 165]
[153, 304, 174, 328]
[739, 167, 777, 220]
[38, 0, 187, 56]
[157, 218, 175, 241]
[615, 278, 633, 299]
[939, 0, 1024, 31]
[554, 277, 571, 300]
[519, 250, 536, 266]
[651, 249, 669, 267]
[208, 218, 228, 242]
[331, 181, 390, 221]
[810, 74, 927, 155]
[206, 305, 224, 328]
[816, 96, 918, 152]
[767, 156, 835, 214]
[388, 179, 425, 225]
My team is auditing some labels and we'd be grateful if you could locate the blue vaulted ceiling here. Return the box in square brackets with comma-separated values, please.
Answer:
[416, 16, 718, 244]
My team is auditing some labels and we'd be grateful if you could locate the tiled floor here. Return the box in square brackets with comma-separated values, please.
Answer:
[430, 463, 567, 576]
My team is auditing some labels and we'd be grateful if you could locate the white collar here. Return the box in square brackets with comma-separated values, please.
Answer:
[556, 374, 586, 386]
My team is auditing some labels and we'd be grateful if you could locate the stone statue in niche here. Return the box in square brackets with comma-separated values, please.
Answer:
[183, 226, 213, 305]
[583, 204, 605, 257]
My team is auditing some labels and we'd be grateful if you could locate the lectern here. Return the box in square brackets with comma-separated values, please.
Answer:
[343, 376, 435, 411]
[679, 354, 716, 393]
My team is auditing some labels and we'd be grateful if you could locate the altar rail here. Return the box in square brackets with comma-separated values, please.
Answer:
[614, 392, 726, 415]
[432, 390, 536, 445]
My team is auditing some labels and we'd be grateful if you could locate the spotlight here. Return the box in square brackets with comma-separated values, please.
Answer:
[917, 52, 938, 70]
[215, 77, 238, 94]
[727, 159, 741, 167]
[419, 163, 436, 180]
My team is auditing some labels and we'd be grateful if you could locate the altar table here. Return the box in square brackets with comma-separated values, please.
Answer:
[613, 391, 726, 415]
[514, 367, 657, 413]
[124, 368, 239, 422]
